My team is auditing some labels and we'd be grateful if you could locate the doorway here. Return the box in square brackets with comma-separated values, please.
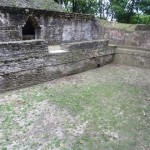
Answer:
[22, 17, 40, 40]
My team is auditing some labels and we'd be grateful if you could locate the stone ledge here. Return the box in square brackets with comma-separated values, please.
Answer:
[116, 48, 150, 57]
[0, 55, 114, 92]
[61, 40, 109, 51]
[0, 39, 47, 45]
[117, 45, 150, 52]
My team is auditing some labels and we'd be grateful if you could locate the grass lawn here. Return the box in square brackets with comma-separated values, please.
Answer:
[0, 64, 150, 150]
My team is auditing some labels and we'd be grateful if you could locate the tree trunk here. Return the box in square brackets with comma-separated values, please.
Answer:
[127, 0, 135, 23]
[72, 0, 78, 12]
[99, 0, 102, 18]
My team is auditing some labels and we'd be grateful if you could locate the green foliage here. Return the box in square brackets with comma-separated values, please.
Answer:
[137, 0, 150, 15]
[2, 0, 150, 24]
[77, 0, 98, 14]
[54, 0, 150, 24]
[54, 0, 98, 14]
[130, 15, 150, 24]
[111, 0, 136, 23]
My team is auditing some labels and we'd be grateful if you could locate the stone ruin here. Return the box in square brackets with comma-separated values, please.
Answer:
[0, 6, 100, 43]
[0, 1, 149, 92]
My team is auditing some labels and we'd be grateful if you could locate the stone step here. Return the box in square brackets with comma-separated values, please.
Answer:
[116, 48, 150, 57]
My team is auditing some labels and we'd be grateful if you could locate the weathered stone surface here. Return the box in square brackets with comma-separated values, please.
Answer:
[62, 20, 99, 43]
[0, 76, 4, 86]
[0, 0, 64, 12]
[0, 40, 114, 92]
[61, 40, 115, 62]
[45, 52, 73, 65]
[0, 55, 114, 92]
[61, 40, 109, 51]
[0, 40, 48, 74]
[114, 47, 150, 68]
[0, 6, 99, 44]
[101, 26, 150, 49]
[0, 40, 48, 60]
[124, 31, 150, 49]
[117, 45, 150, 52]
[135, 24, 150, 31]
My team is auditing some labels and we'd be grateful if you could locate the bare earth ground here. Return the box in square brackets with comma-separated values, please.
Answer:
[0, 64, 150, 150]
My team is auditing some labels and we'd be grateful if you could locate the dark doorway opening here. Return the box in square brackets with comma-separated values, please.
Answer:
[97, 64, 100, 68]
[22, 17, 40, 40]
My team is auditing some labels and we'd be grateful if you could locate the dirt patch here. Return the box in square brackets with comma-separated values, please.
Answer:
[0, 64, 150, 149]
[0, 98, 87, 149]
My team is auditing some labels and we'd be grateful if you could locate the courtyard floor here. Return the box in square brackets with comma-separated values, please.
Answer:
[0, 64, 150, 150]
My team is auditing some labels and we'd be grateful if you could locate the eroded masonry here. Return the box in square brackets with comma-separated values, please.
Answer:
[0, 6, 100, 43]
[0, 5, 116, 92]
[0, 4, 149, 92]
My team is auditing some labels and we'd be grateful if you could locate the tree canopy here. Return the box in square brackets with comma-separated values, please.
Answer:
[54, 0, 150, 24]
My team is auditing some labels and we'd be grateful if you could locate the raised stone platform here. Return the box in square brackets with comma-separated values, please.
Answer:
[1, 39, 150, 92]
[0, 40, 114, 92]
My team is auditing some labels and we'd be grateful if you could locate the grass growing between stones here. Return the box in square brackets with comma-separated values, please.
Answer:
[0, 64, 150, 150]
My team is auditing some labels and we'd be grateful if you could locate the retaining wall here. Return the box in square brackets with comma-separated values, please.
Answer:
[0, 40, 114, 92]
[101, 24, 150, 49]
[114, 47, 150, 68]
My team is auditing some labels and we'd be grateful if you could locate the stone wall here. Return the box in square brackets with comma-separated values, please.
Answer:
[0, 40, 48, 73]
[0, 39, 114, 92]
[101, 24, 150, 49]
[0, 6, 100, 44]
[114, 47, 150, 68]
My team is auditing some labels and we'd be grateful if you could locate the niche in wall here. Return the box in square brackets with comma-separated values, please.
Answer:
[22, 17, 41, 40]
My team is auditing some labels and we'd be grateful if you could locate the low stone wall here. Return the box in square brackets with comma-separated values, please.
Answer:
[0, 40, 49, 73]
[0, 27, 20, 42]
[101, 25, 150, 49]
[0, 40, 114, 92]
[114, 47, 150, 68]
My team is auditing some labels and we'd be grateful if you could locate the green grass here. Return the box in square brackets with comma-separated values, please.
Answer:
[21, 83, 149, 149]
[0, 65, 150, 149]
